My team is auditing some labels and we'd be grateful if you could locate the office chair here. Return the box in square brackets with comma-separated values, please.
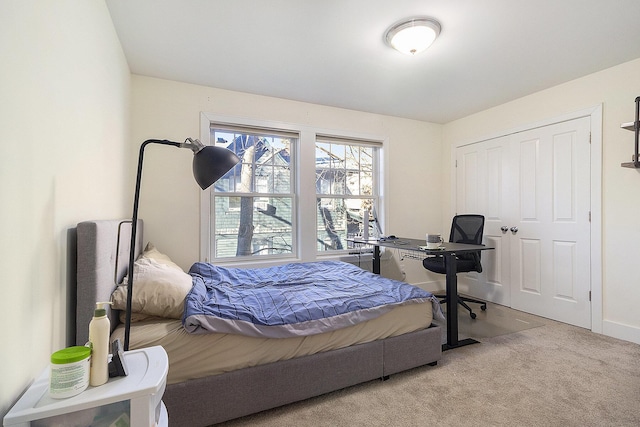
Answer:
[423, 214, 487, 319]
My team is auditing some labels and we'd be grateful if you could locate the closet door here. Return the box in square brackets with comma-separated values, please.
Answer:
[509, 117, 591, 328]
[455, 136, 512, 306]
[455, 116, 591, 329]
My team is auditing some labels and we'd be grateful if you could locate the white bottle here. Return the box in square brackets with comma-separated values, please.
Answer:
[89, 301, 111, 386]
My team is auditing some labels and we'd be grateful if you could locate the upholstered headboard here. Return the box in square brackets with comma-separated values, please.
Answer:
[75, 219, 143, 346]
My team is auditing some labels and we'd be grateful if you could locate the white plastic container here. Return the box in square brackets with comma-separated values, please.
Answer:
[88, 302, 111, 386]
[4, 346, 169, 427]
[49, 346, 91, 399]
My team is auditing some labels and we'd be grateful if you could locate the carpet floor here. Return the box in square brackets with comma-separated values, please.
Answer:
[216, 305, 640, 426]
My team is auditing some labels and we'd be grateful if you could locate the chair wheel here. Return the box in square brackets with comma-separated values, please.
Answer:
[481, 305, 487, 311]
[470, 312, 477, 319]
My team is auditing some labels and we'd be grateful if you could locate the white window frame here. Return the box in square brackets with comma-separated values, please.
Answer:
[314, 134, 383, 254]
[199, 112, 388, 268]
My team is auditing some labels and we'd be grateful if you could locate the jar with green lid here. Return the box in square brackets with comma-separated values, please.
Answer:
[49, 346, 91, 398]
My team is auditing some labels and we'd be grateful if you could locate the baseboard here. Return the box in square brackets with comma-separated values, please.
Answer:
[602, 319, 640, 345]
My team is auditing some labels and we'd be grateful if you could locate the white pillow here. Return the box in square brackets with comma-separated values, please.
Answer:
[112, 258, 192, 319]
[138, 242, 184, 271]
[121, 242, 183, 285]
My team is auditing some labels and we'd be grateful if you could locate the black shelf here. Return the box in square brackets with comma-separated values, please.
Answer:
[621, 97, 640, 169]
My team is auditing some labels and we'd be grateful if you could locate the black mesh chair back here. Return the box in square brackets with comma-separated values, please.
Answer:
[450, 214, 484, 272]
[423, 214, 486, 318]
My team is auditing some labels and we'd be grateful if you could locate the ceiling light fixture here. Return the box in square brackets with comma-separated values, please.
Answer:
[385, 17, 441, 56]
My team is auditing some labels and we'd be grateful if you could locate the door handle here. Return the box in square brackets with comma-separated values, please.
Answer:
[510, 227, 518, 233]
[500, 226, 509, 233]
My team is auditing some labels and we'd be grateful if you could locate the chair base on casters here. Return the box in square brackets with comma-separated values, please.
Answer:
[435, 294, 487, 319]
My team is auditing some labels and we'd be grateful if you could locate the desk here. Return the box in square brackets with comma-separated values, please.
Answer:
[349, 237, 493, 351]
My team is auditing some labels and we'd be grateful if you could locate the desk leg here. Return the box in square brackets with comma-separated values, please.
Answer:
[442, 253, 480, 351]
[372, 245, 381, 275]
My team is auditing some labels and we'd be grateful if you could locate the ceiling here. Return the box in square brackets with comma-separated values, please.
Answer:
[106, 0, 640, 124]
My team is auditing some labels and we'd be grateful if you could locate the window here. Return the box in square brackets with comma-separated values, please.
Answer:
[315, 136, 380, 252]
[209, 125, 297, 260]
[202, 115, 384, 264]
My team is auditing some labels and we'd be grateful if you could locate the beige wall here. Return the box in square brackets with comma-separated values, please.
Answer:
[130, 76, 444, 283]
[0, 1, 131, 418]
[131, 59, 640, 345]
[4, 1, 640, 419]
[443, 58, 640, 344]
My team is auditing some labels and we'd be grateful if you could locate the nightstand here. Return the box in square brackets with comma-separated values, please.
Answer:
[4, 346, 168, 427]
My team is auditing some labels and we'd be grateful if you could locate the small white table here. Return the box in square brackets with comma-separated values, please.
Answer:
[4, 346, 168, 427]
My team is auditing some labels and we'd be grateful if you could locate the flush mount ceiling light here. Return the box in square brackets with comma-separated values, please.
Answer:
[385, 17, 441, 56]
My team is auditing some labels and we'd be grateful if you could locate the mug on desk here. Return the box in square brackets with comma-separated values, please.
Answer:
[425, 234, 443, 249]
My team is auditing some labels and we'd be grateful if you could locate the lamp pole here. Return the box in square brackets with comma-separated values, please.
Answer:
[123, 139, 240, 351]
[124, 140, 180, 351]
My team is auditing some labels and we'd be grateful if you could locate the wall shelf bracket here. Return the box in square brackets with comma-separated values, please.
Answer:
[621, 96, 640, 168]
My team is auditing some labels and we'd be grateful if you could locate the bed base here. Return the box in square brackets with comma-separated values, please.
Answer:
[73, 220, 442, 427]
[164, 325, 441, 426]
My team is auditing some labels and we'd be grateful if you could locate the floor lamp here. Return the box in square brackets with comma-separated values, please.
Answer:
[124, 138, 240, 351]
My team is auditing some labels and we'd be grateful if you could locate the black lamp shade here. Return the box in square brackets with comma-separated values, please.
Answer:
[192, 145, 241, 190]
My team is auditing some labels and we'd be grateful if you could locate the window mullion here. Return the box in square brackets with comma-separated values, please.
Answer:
[298, 128, 319, 261]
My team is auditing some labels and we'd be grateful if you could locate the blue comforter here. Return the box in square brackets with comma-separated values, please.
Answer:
[183, 260, 442, 338]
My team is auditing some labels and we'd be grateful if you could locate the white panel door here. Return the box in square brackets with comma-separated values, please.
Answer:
[509, 117, 591, 328]
[455, 136, 512, 306]
[455, 116, 591, 329]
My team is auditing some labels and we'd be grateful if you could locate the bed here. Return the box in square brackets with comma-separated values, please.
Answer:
[73, 219, 442, 426]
